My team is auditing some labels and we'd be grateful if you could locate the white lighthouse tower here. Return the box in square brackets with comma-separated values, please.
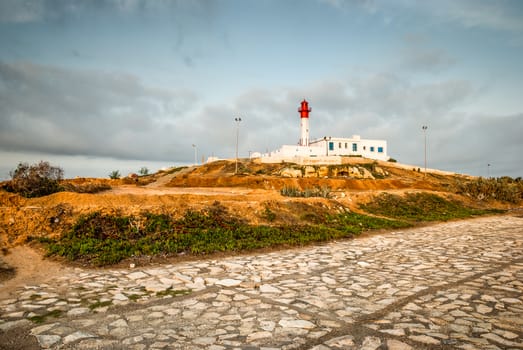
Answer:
[298, 99, 311, 146]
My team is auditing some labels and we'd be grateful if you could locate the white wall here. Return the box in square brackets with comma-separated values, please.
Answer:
[260, 135, 389, 163]
[309, 136, 388, 161]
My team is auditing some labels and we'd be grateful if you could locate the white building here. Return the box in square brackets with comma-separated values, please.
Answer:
[259, 99, 389, 164]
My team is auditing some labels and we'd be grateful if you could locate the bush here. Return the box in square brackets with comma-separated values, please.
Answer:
[109, 170, 121, 179]
[5, 161, 63, 198]
[453, 177, 522, 203]
[280, 185, 331, 198]
[139, 167, 149, 176]
[40, 193, 503, 267]
[360, 192, 503, 222]
[262, 205, 276, 222]
[60, 182, 111, 194]
[40, 199, 418, 266]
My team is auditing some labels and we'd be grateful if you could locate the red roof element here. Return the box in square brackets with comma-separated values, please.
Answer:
[298, 99, 311, 118]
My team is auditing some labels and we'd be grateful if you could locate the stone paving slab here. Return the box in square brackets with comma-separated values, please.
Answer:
[0, 215, 522, 349]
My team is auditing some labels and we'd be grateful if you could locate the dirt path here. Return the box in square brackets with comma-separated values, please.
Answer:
[1, 215, 522, 350]
[0, 246, 72, 300]
[105, 185, 265, 196]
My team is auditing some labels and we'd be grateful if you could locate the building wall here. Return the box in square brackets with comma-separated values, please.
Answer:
[309, 135, 388, 161]
[260, 135, 388, 163]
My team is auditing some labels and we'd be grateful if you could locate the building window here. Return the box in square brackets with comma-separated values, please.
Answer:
[329, 142, 334, 151]
[370, 146, 375, 152]
[345, 143, 348, 149]
[352, 143, 357, 152]
[338, 142, 342, 148]
[363, 146, 366, 151]
[378, 147, 383, 153]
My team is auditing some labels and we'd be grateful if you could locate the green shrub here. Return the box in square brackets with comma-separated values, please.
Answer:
[328, 212, 410, 232]
[109, 170, 121, 179]
[41, 205, 410, 266]
[361, 192, 503, 222]
[453, 177, 522, 203]
[5, 161, 63, 198]
[40, 195, 501, 267]
[280, 185, 331, 198]
[262, 206, 276, 222]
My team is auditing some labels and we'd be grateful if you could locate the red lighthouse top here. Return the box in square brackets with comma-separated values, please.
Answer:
[298, 99, 311, 118]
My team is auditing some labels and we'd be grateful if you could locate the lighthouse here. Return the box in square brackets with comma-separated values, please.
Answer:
[258, 98, 389, 164]
[298, 99, 311, 146]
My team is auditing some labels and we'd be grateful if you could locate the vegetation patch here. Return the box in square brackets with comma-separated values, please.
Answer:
[127, 294, 142, 302]
[453, 177, 522, 203]
[161, 166, 188, 175]
[328, 212, 411, 233]
[60, 182, 112, 194]
[38, 193, 503, 267]
[29, 310, 62, 324]
[0, 263, 15, 283]
[88, 300, 112, 310]
[261, 205, 276, 222]
[156, 289, 191, 298]
[280, 185, 332, 198]
[109, 170, 121, 179]
[3, 161, 63, 198]
[40, 201, 409, 266]
[361, 192, 504, 222]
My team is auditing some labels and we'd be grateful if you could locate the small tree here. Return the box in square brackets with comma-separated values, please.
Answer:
[7, 161, 64, 198]
[139, 167, 149, 176]
[109, 170, 121, 179]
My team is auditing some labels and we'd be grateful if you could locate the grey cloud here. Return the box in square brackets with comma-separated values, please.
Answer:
[192, 73, 476, 163]
[319, 1, 523, 34]
[318, 0, 378, 13]
[0, 0, 88, 23]
[1, 60, 520, 177]
[400, 37, 456, 73]
[0, 0, 215, 23]
[425, 113, 523, 176]
[228, 73, 520, 176]
[344, 74, 473, 122]
[442, 0, 523, 33]
[0, 61, 198, 162]
[393, 0, 523, 34]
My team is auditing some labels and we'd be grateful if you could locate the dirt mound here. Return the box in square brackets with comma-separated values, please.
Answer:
[165, 159, 451, 192]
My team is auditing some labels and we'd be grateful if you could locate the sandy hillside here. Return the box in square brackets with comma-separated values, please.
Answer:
[0, 159, 489, 250]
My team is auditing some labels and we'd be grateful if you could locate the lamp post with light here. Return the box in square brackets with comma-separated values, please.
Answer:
[422, 126, 428, 176]
[235, 117, 242, 174]
[192, 144, 197, 165]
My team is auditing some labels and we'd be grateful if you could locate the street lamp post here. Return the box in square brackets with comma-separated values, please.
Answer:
[235, 117, 242, 174]
[422, 126, 428, 176]
[488, 163, 491, 178]
[192, 144, 197, 165]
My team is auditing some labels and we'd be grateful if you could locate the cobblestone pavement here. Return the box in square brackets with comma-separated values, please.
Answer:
[1, 215, 522, 350]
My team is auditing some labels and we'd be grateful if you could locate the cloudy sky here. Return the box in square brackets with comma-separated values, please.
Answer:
[0, 0, 522, 179]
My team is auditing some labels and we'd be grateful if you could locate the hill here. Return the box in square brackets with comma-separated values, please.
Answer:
[1, 158, 520, 256]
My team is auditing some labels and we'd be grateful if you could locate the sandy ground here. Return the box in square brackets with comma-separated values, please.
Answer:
[0, 246, 73, 300]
